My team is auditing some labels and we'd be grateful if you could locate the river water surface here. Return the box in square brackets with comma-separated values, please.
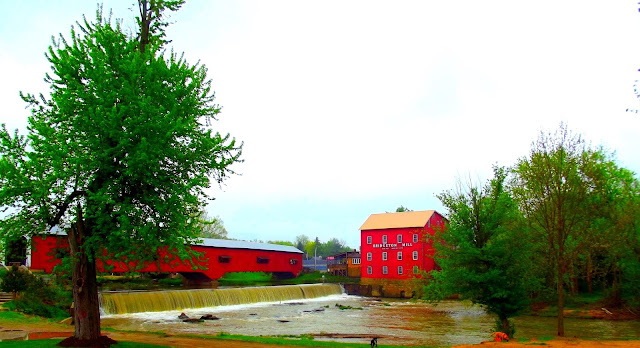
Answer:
[101, 293, 640, 346]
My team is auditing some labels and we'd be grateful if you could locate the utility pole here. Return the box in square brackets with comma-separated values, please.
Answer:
[314, 237, 319, 271]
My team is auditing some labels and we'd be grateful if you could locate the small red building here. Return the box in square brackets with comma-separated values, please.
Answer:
[359, 210, 445, 298]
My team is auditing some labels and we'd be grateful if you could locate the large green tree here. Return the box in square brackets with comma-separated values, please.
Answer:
[425, 167, 537, 337]
[0, 1, 241, 345]
[511, 124, 606, 337]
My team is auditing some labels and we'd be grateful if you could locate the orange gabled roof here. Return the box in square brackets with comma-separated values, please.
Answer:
[359, 210, 436, 231]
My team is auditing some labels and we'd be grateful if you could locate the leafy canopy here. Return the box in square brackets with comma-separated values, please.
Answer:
[426, 167, 536, 336]
[0, 8, 242, 264]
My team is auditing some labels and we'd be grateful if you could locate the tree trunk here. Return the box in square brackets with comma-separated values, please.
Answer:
[587, 253, 593, 295]
[557, 255, 565, 337]
[71, 246, 101, 340]
[59, 215, 116, 347]
[501, 316, 510, 335]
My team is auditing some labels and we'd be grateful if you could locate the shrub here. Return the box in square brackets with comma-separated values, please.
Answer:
[0, 265, 31, 297]
[0, 265, 71, 319]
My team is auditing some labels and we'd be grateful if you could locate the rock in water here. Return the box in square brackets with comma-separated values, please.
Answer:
[178, 312, 189, 320]
[183, 318, 204, 323]
[200, 314, 220, 320]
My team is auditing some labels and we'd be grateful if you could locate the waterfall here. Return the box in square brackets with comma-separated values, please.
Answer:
[100, 283, 343, 315]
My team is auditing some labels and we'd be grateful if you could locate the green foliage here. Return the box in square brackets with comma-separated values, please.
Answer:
[510, 124, 640, 335]
[0, 265, 29, 295]
[157, 277, 183, 287]
[0, 266, 71, 319]
[268, 240, 295, 247]
[335, 303, 363, 310]
[218, 272, 272, 284]
[195, 208, 228, 239]
[0, 310, 55, 323]
[300, 236, 352, 258]
[494, 318, 515, 338]
[425, 166, 536, 336]
[0, 2, 241, 338]
[294, 235, 309, 252]
[395, 205, 411, 212]
[0, 4, 242, 267]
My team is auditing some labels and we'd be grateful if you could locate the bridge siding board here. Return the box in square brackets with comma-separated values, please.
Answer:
[29, 235, 303, 280]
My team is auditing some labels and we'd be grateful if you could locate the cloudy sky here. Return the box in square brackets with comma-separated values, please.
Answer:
[2, 1, 640, 249]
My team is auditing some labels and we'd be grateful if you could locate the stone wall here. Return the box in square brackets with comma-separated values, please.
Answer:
[359, 277, 424, 298]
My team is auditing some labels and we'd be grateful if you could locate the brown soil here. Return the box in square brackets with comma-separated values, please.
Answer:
[453, 338, 640, 348]
[0, 319, 300, 347]
[2, 317, 639, 347]
[58, 335, 117, 347]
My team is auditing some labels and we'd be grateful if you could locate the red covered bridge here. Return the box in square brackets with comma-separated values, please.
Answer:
[29, 235, 304, 282]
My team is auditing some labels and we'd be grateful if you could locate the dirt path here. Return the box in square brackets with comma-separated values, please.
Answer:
[2, 319, 640, 347]
[0, 320, 299, 347]
[453, 338, 640, 348]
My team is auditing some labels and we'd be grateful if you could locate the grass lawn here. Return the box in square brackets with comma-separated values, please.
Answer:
[0, 340, 166, 347]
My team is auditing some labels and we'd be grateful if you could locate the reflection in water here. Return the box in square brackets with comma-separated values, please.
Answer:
[101, 295, 640, 346]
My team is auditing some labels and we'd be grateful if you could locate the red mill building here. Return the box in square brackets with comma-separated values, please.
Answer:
[359, 210, 445, 298]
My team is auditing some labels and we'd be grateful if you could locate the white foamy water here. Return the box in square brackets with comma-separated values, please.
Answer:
[103, 293, 351, 320]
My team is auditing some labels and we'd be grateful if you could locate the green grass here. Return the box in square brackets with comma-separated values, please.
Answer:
[217, 271, 359, 286]
[178, 332, 414, 348]
[219, 272, 272, 282]
[101, 327, 169, 337]
[564, 291, 605, 309]
[0, 311, 58, 324]
[0, 340, 167, 347]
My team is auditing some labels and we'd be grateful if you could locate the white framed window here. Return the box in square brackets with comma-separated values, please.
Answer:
[382, 266, 388, 275]
[367, 235, 372, 244]
[367, 266, 372, 275]
[427, 219, 431, 228]
[397, 251, 402, 261]
[413, 265, 419, 274]
[353, 258, 361, 265]
[382, 252, 387, 261]
[413, 234, 418, 243]
[397, 234, 402, 243]
[382, 235, 387, 244]
[366, 252, 372, 261]
[413, 250, 418, 260]
[398, 266, 403, 275]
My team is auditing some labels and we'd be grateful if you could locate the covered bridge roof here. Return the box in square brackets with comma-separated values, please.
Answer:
[197, 238, 303, 254]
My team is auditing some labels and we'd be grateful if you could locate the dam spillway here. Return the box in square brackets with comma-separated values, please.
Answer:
[100, 283, 343, 315]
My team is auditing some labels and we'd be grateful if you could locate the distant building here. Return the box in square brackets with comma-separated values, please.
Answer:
[359, 210, 446, 298]
[302, 257, 327, 272]
[327, 250, 361, 277]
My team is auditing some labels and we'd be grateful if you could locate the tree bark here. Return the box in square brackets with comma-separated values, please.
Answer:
[70, 245, 101, 340]
[59, 211, 115, 347]
[501, 316, 510, 334]
[69, 216, 100, 340]
[557, 254, 565, 337]
[587, 253, 593, 295]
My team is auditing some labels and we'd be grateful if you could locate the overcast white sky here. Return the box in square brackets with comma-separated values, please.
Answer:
[2, 1, 640, 249]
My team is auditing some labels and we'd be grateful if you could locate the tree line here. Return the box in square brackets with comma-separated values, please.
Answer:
[425, 124, 640, 338]
[281, 235, 354, 259]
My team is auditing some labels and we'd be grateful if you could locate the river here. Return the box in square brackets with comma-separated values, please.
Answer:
[100, 288, 640, 346]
